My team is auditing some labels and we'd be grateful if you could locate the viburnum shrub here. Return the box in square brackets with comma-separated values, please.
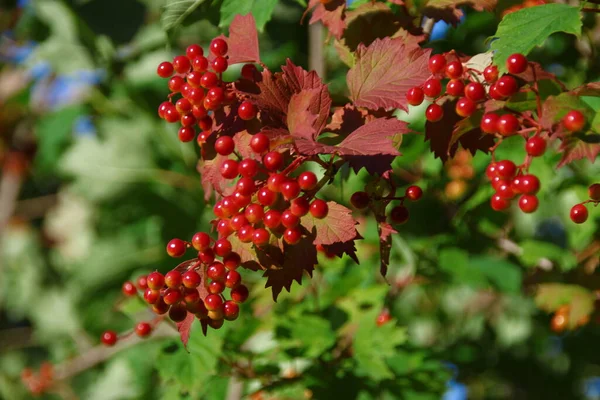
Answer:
[93, 5, 600, 347]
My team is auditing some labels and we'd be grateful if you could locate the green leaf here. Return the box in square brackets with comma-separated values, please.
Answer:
[161, 0, 208, 33]
[491, 4, 582, 73]
[469, 256, 522, 294]
[505, 79, 563, 112]
[518, 240, 577, 271]
[278, 315, 336, 358]
[219, 0, 277, 32]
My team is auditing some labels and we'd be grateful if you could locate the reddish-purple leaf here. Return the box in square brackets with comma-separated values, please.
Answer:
[307, 0, 346, 39]
[336, 117, 406, 156]
[263, 237, 317, 301]
[295, 138, 336, 155]
[557, 137, 600, 168]
[347, 37, 431, 111]
[326, 105, 368, 134]
[300, 201, 358, 245]
[176, 313, 195, 348]
[570, 82, 600, 96]
[226, 14, 260, 65]
[378, 221, 397, 278]
[322, 237, 360, 264]
[198, 154, 236, 200]
[540, 93, 591, 131]
[288, 89, 319, 141]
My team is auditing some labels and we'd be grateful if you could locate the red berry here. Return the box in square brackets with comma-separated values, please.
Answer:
[214, 238, 232, 257]
[144, 288, 160, 304]
[165, 270, 182, 288]
[233, 191, 251, 209]
[176, 98, 192, 114]
[518, 194, 538, 213]
[267, 173, 286, 192]
[281, 180, 301, 200]
[223, 301, 240, 321]
[425, 104, 443, 122]
[215, 136, 235, 156]
[198, 116, 213, 131]
[212, 56, 228, 73]
[182, 270, 201, 288]
[186, 44, 203, 59]
[192, 232, 211, 251]
[570, 204, 588, 224]
[187, 71, 202, 87]
[298, 171, 318, 191]
[390, 205, 409, 224]
[245, 203, 264, 223]
[496, 180, 515, 199]
[158, 101, 171, 118]
[445, 61, 463, 79]
[263, 151, 284, 171]
[483, 65, 499, 83]
[238, 101, 257, 120]
[180, 114, 197, 128]
[445, 79, 464, 97]
[236, 177, 256, 196]
[192, 56, 209, 72]
[290, 196, 310, 217]
[511, 176, 523, 195]
[496, 75, 518, 97]
[157, 61, 174, 78]
[497, 114, 520, 136]
[173, 55, 191, 74]
[376, 310, 391, 327]
[250, 133, 270, 154]
[284, 226, 302, 245]
[406, 87, 425, 106]
[147, 271, 165, 290]
[223, 252, 241, 270]
[137, 275, 148, 290]
[168, 303, 188, 322]
[241, 63, 258, 80]
[589, 183, 600, 201]
[563, 110, 586, 132]
[405, 185, 423, 201]
[122, 281, 137, 296]
[310, 199, 328, 219]
[490, 194, 510, 211]
[231, 285, 249, 303]
[167, 238, 187, 257]
[264, 210, 282, 229]
[207, 87, 224, 103]
[252, 228, 270, 246]
[101, 330, 118, 346]
[135, 322, 152, 337]
[480, 113, 499, 134]
[231, 214, 249, 231]
[200, 72, 218, 89]
[164, 288, 182, 305]
[423, 79, 442, 98]
[464, 82, 486, 102]
[168, 75, 184, 92]
[217, 219, 233, 238]
[488, 83, 504, 100]
[525, 136, 546, 157]
[204, 294, 223, 311]
[220, 160, 239, 179]
[519, 174, 540, 194]
[506, 53, 528, 75]
[198, 248, 215, 264]
[281, 209, 300, 228]
[495, 160, 517, 180]
[350, 191, 370, 209]
[187, 87, 205, 105]
[210, 38, 228, 56]
[152, 298, 170, 315]
[237, 225, 253, 243]
[238, 159, 258, 178]
[455, 97, 476, 117]
[225, 270, 242, 289]
[208, 262, 226, 281]
[485, 163, 498, 180]
[164, 106, 180, 123]
[428, 54, 447, 74]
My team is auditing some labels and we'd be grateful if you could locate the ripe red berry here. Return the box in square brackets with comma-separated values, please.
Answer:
[164, 288, 182, 305]
[519, 174, 540, 194]
[236, 177, 256, 196]
[264, 210, 282, 229]
[455, 97, 476, 117]
[290, 196, 310, 217]
[281, 209, 300, 228]
[496, 75, 518, 97]
[490, 194, 510, 211]
[233, 191, 251, 208]
[230, 214, 248, 231]
[158, 101, 171, 119]
[182, 270, 201, 288]
[281, 180, 301, 200]
[186, 44, 203, 59]
[570, 204, 588, 224]
[495, 160, 517, 180]
[425, 104, 443, 122]
[485, 163, 498, 180]
[238, 101, 257, 120]
[263, 151, 284, 171]
[192, 56, 209, 72]
[223, 252, 241, 270]
[173, 56, 191, 74]
[198, 248, 215, 264]
[446, 79, 464, 97]
[168, 75, 184, 92]
[298, 171, 318, 191]
[215, 136, 235, 156]
[212, 56, 228, 73]
[175, 98, 192, 115]
[483, 65, 499, 83]
[147, 271, 165, 290]
[135, 322, 152, 337]
[220, 159, 239, 179]
[563, 110, 586, 132]
[238, 159, 258, 178]
[252, 228, 270, 246]
[428, 54, 447, 74]
[137, 275, 148, 290]
[525, 136, 546, 157]
[390, 205, 409, 224]
[250, 133, 270, 154]
[165, 270, 182, 288]
[511, 176, 523, 195]
[589, 184, 600, 201]
[198, 116, 213, 131]
[144, 288, 160, 304]
[405, 185, 423, 201]
[157, 61, 174, 78]
[192, 232, 211, 251]
[245, 203, 264, 223]
[406, 87, 425, 106]
[241, 63, 258, 80]
[101, 330, 118, 346]
[167, 238, 187, 257]
[284, 226, 302, 245]
[496, 180, 515, 199]
[208, 262, 226, 281]
[210, 38, 228, 56]
[497, 114, 520, 136]
[152, 298, 170, 315]
[506, 53, 528, 75]
[464, 82, 486, 102]
[168, 303, 188, 322]
[267, 173, 286, 192]
[237, 225, 253, 243]
[214, 238, 232, 257]
[225, 270, 242, 289]
[480, 113, 499, 134]
[423, 79, 442, 98]
[351, 191, 370, 209]
[231, 285, 249, 303]
[122, 281, 137, 296]
[445, 61, 463, 79]
[187, 71, 202, 87]
[518, 194, 538, 213]
[310, 199, 328, 219]
[164, 106, 180, 123]
[223, 301, 240, 321]
[200, 72, 218, 88]
[488, 83, 504, 100]
[204, 294, 223, 311]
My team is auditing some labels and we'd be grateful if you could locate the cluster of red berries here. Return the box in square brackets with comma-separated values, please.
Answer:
[486, 160, 541, 213]
[350, 185, 423, 224]
[211, 133, 328, 246]
[569, 183, 600, 224]
[156, 39, 259, 142]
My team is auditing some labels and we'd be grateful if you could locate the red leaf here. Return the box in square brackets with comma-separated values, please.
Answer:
[321, 231, 363, 264]
[378, 222, 397, 278]
[295, 138, 336, 155]
[198, 154, 236, 200]
[347, 37, 431, 111]
[225, 14, 260, 65]
[176, 313, 196, 348]
[263, 237, 317, 301]
[307, 0, 346, 39]
[557, 137, 600, 168]
[326, 105, 368, 134]
[229, 235, 262, 271]
[570, 82, 600, 96]
[288, 89, 320, 141]
[336, 117, 406, 156]
[300, 201, 358, 245]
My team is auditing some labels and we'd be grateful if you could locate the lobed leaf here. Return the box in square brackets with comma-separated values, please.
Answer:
[301, 201, 358, 245]
[307, 0, 347, 39]
[224, 14, 260, 65]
